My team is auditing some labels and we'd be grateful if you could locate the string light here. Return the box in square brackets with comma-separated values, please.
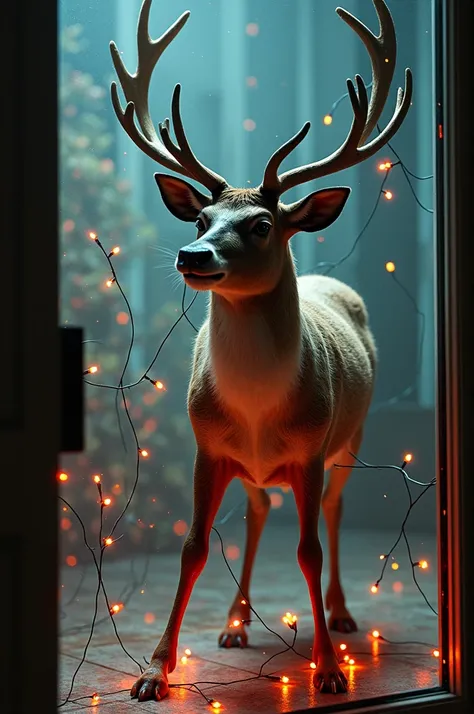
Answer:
[391, 562, 399, 570]
[280, 675, 290, 684]
[88, 231, 98, 241]
[323, 113, 333, 125]
[418, 560, 429, 569]
[310, 662, 317, 669]
[93, 475, 101, 484]
[383, 189, 393, 200]
[58, 472, 69, 482]
[105, 278, 116, 288]
[83, 365, 98, 375]
[210, 701, 222, 710]
[282, 612, 298, 631]
[91, 693, 100, 705]
[139, 448, 149, 458]
[184, 648, 192, 656]
[432, 649, 440, 658]
[108, 246, 121, 257]
[103, 497, 112, 506]
[385, 261, 396, 273]
[144, 375, 166, 391]
[181, 655, 188, 664]
[370, 584, 379, 594]
[372, 630, 380, 639]
[104, 537, 113, 546]
[339, 643, 347, 651]
[110, 603, 123, 615]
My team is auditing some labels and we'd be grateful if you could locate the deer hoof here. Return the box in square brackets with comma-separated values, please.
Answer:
[328, 614, 358, 633]
[313, 660, 348, 694]
[218, 627, 248, 648]
[130, 661, 169, 701]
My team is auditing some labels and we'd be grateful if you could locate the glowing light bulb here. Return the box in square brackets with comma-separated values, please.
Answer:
[372, 630, 380, 639]
[385, 261, 396, 273]
[280, 676, 290, 684]
[343, 654, 350, 662]
[241, 599, 247, 605]
[84, 365, 99, 375]
[379, 554, 386, 560]
[378, 161, 392, 171]
[104, 537, 113, 546]
[93, 475, 101, 484]
[110, 603, 123, 614]
[282, 611, 297, 628]
[181, 656, 188, 664]
[103, 497, 112, 506]
[383, 189, 393, 200]
[232, 619, 241, 627]
[154, 380, 164, 390]
[433, 649, 440, 658]
[140, 449, 149, 458]
[184, 648, 192, 656]
[91, 692, 100, 705]
[111, 246, 120, 255]
[339, 643, 347, 651]
[58, 472, 68, 482]
[371, 584, 379, 594]
[391, 562, 399, 570]
[348, 658, 355, 665]
[323, 114, 333, 126]
[419, 560, 429, 569]
[310, 662, 317, 669]
[404, 453, 413, 463]
[106, 278, 115, 288]
[89, 232, 98, 241]
[211, 701, 222, 710]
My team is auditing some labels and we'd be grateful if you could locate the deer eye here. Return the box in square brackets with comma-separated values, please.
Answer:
[195, 217, 206, 232]
[253, 220, 272, 237]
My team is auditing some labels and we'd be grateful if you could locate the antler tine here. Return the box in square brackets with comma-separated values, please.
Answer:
[336, 0, 396, 144]
[261, 122, 311, 194]
[159, 85, 227, 194]
[110, 0, 227, 194]
[260, 0, 412, 198]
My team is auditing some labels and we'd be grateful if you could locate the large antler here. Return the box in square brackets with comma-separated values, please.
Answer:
[110, 0, 227, 196]
[261, 0, 413, 196]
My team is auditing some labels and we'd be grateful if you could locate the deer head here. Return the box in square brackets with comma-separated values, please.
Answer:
[111, 0, 412, 297]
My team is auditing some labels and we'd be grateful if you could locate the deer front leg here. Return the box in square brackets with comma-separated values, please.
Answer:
[292, 456, 348, 694]
[131, 452, 233, 702]
[219, 483, 271, 648]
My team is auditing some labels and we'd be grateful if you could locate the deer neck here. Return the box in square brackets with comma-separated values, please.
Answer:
[208, 256, 302, 415]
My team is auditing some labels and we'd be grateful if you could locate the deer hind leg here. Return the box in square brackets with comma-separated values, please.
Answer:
[219, 482, 271, 648]
[293, 455, 347, 693]
[322, 427, 363, 634]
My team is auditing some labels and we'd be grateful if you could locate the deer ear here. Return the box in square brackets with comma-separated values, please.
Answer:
[281, 187, 351, 235]
[154, 174, 213, 222]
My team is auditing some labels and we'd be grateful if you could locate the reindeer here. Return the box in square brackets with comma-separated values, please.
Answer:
[110, 0, 412, 700]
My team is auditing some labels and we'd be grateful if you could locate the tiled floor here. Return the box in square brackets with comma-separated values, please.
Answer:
[59, 525, 439, 713]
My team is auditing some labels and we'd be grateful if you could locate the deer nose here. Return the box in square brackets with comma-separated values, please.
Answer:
[177, 248, 213, 270]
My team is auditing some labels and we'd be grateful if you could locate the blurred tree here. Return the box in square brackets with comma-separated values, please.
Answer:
[59, 25, 194, 564]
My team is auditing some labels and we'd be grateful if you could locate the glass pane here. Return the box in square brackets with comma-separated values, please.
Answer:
[58, 0, 439, 710]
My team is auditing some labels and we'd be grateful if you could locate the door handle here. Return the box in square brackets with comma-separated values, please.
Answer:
[60, 326, 84, 452]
